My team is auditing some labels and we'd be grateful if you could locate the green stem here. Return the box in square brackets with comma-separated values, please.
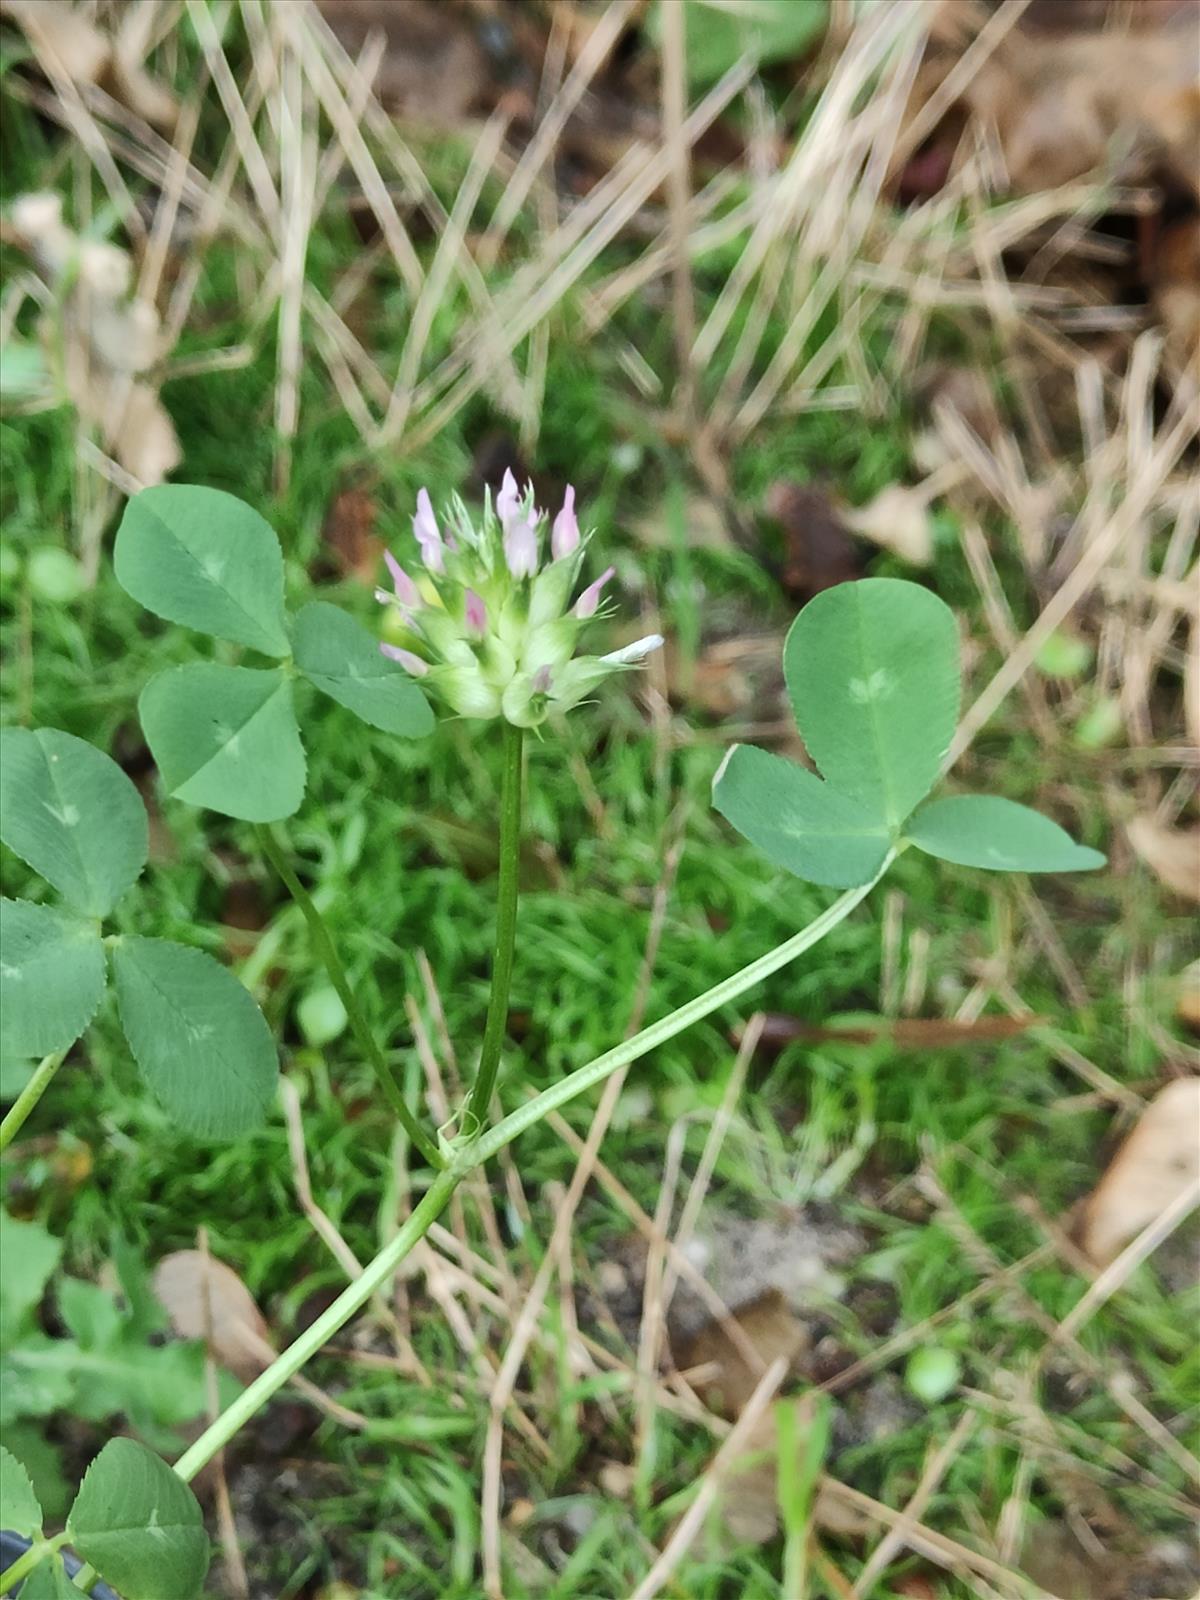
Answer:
[71, 1563, 96, 1592]
[0, 1532, 69, 1595]
[173, 1162, 463, 1482]
[473, 865, 887, 1166]
[255, 825, 444, 1171]
[0, 1050, 67, 1154]
[168, 865, 885, 1487]
[464, 720, 524, 1133]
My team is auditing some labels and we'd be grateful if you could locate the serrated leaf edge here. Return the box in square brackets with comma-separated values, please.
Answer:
[117, 496, 288, 657]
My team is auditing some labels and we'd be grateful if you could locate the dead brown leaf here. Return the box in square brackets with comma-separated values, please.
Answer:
[1021, 1519, 1200, 1600]
[1125, 816, 1200, 902]
[722, 1407, 871, 1546]
[10, 193, 181, 485]
[1150, 216, 1200, 377]
[316, 0, 487, 126]
[988, 35, 1194, 197]
[153, 1250, 273, 1385]
[1078, 1078, 1200, 1267]
[764, 483, 862, 600]
[632, 494, 730, 551]
[674, 1295, 868, 1546]
[739, 1013, 1045, 1053]
[661, 632, 782, 720]
[892, 1577, 940, 1600]
[321, 484, 382, 581]
[843, 485, 936, 567]
[675, 1290, 808, 1418]
[904, 7, 1200, 201]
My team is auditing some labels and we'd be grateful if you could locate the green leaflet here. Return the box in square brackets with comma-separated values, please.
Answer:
[111, 937, 278, 1139]
[139, 663, 305, 822]
[0, 1211, 61, 1348]
[0, 727, 147, 917]
[785, 578, 960, 829]
[0, 899, 106, 1058]
[18, 1559, 78, 1598]
[0, 1441, 42, 1536]
[293, 601, 434, 737]
[712, 744, 890, 889]
[905, 795, 1107, 873]
[68, 1438, 209, 1600]
[114, 484, 289, 656]
[647, 0, 827, 88]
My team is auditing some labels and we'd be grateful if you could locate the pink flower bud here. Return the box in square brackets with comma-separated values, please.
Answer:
[552, 485, 580, 559]
[496, 468, 521, 532]
[504, 517, 538, 578]
[574, 565, 615, 619]
[384, 549, 420, 607]
[380, 642, 429, 677]
[533, 664, 553, 694]
[412, 488, 443, 573]
[464, 588, 487, 634]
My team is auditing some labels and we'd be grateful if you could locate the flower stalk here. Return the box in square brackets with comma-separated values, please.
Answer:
[463, 720, 525, 1133]
[168, 863, 888, 1487]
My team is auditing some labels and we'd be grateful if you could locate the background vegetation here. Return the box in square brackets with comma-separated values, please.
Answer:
[1, 2, 1197, 1597]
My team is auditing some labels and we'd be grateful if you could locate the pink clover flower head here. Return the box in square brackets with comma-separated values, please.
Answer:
[373, 481, 664, 726]
[574, 565, 615, 619]
[551, 486, 580, 559]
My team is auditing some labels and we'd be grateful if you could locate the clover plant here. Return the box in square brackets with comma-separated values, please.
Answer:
[0, 479, 1103, 1597]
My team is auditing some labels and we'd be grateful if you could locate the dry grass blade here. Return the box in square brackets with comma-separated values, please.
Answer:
[477, 0, 638, 271]
[660, 0, 696, 424]
[852, 1411, 977, 1596]
[952, 339, 1200, 762]
[630, 1355, 792, 1600]
[194, 1228, 250, 1600]
[381, 107, 510, 445]
[272, 10, 318, 489]
[1058, 1177, 1200, 1346]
